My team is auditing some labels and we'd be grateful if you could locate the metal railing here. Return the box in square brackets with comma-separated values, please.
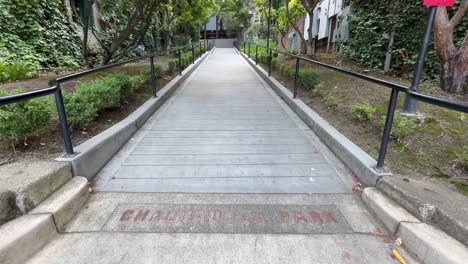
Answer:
[0, 40, 214, 156]
[237, 42, 468, 169]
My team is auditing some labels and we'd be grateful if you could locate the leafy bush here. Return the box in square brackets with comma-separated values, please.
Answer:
[298, 69, 319, 90]
[0, 61, 38, 82]
[310, 82, 324, 98]
[0, 88, 52, 141]
[379, 113, 418, 140]
[455, 146, 468, 170]
[279, 64, 295, 78]
[351, 103, 377, 121]
[130, 67, 161, 88]
[64, 73, 134, 127]
[168, 60, 178, 74]
[323, 94, 338, 109]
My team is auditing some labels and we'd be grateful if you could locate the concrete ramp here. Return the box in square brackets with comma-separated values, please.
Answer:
[214, 38, 236, 48]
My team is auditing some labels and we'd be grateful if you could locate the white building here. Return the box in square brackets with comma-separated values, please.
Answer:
[304, 0, 350, 53]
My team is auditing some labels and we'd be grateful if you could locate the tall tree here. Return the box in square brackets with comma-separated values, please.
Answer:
[433, 0, 468, 94]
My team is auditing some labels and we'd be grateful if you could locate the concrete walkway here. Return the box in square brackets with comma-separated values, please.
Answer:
[94, 48, 352, 193]
[26, 49, 418, 264]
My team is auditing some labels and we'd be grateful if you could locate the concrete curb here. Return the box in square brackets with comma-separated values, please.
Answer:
[363, 187, 468, 264]
[0, 214, 57, 264]
[377, 177, 468, 247]
[239, 53, 390, 186]
[30, 176, 89, 231]
[57, 50, 213, 179]
[0, 176, 91, 264]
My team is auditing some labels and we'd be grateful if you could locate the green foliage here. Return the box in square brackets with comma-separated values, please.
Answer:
[342, 0, 467, 80]
[351, 103, 377, 121]
[130, 67, 161, 88]
[168, 60, 178, 74]
[323, 94, 338, 109]
[277, 0, 306, 33]
[0, 88, 52, 141]
[65, 73, 133, 127]
[0, 61, 38, 82]
[310, 82, 324, 98]
[453, 181, 468, 195]
[279, 64, 295, 78]
[455, 146, 468, 170]
[379, 113, 418, 140]
[0, 0, 81, 70]
[298, 69, 319, 90]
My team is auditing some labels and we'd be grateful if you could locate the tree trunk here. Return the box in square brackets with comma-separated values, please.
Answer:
[306, 11, 314, 55]
[440, 52, 467, 93]
[433, 4, 467, 94]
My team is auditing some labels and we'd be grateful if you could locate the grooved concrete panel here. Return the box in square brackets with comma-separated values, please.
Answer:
[94, 49, 351, 193]
[103, 203, 352, 234]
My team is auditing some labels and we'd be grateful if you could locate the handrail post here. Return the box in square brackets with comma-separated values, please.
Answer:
[243, 42, 246, 53]
[199, 44, 202, 58]
[377, 89, 399, 168]
[248, 43, 251, 58]
[150, 56, 157, 97]
[268, 48, 272, 76]
[191, 45, 195, 64]
[293, 57, 300, 98]
[54, 84, 74, 155]
[255, 45, 259, 65]
[178, 49, 182, 75]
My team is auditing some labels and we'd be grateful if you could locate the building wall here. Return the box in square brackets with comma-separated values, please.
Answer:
[277, 17, 305, 51]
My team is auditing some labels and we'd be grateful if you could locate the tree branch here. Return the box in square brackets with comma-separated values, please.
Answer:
[449, 0, 468, 29]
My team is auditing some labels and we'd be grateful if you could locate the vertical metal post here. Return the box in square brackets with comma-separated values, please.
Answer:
[266, 0, 272, 50]
[243, 42, 246, 53]
[268, 48, 272, 76]
[54, 85, 74, 155]
[191, 46, 195, 64]
[199, 44, 202, 58]
[178, 49, 182, 75]
[402, 6, 437, 114]
[150, 56, 157, 97]
[377, 89, 399, 168]
[255, 45, 259, 64]
[248, 43, 251, 58]
[293, 57, 300, 98]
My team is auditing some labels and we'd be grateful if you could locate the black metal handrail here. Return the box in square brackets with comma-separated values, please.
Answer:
[237, 41, 468, 169]
[0, 40, 215, 156]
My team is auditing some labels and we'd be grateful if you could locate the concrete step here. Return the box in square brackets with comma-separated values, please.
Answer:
[0, 214, 57, 264]
[30, 177, 89, 231]
[362, 187, 468, 264]
[0, 161, 72, 225]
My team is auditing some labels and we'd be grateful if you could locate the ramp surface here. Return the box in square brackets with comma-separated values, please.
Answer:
[94, 48, 351, 193]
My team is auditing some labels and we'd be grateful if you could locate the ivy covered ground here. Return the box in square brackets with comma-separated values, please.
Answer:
[263, 54, 468, 195]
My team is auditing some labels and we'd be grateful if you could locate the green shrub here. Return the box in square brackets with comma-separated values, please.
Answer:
[168, 60, 177, 73]
[323, 94, 338, 109]
[351, 103, 377, 121]
[310, 82, 324, 98]
[65, 73, 134, 127]
[280, 64, 295, 78]
[271, 58, 277, 69]
[0, 88, 52, 141]
[0, 61, 38, 82]
[298, 69, 319, 90]
[130, 67, 161, 88]
[379, 113, 418, 140]
[64, 91, 98, 127]
[455, 146, 468, 170]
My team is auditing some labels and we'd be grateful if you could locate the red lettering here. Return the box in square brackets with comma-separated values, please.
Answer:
[133, 210, 150, 222]
[120, 210, 134, 221]
[278, 211, 289, 223]
[254, 212, 267, 224]
[309, 212, 323, 224]
[295, 211, 308, 224]
[193, 210, 205, 225]
[149, 210, 162, 222]
[183, 211, 192, 224]
[224, 211, 235, 223]
[323, 212, 336, 224]
[209, 211, 221, 224]
[239, 211, 250, 223]
[166, 211, 178, 224]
